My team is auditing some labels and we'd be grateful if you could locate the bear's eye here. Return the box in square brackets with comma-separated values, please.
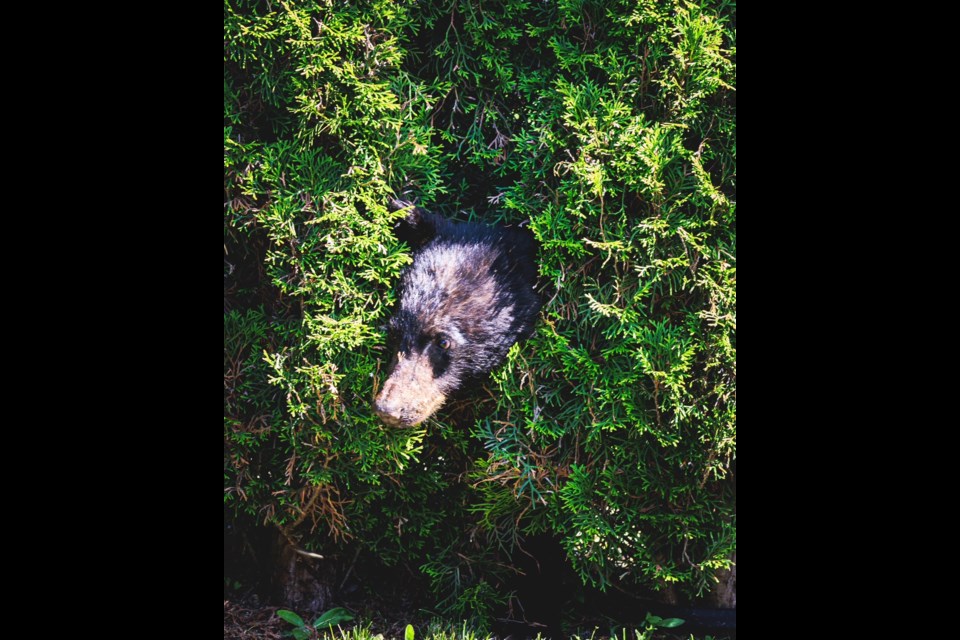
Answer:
[437, 336, 452, 350]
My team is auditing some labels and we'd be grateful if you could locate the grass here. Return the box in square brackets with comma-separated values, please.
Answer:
[225, 599, 732, 640]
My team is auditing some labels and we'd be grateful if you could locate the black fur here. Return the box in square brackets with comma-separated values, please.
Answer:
[375, 200, 541, 426]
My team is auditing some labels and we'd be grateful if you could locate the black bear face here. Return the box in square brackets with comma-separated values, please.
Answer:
[374, 201, 541, 427]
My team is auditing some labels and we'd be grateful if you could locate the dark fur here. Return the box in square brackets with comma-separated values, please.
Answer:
[374, 200, 541, 427]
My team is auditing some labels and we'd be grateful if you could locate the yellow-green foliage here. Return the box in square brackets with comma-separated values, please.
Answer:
[225, 0, 735, 619]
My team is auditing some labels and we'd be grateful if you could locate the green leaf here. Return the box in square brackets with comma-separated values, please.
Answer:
[644, 614, 663, 625]
[291, 628, 311, 640]
[657, 618, 685, 628]
[405, 624, 415, 640]
[313, 607, 355, 628]
[277, 610, 306, 627]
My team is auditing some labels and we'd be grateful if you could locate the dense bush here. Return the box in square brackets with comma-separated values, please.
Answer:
[225, 0, 735, 622]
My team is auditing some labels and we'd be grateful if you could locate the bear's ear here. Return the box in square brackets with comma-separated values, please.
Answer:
[389, 198, 442, 249]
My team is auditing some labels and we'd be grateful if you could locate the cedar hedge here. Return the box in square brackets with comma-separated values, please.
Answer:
[225, 0, 735, 622]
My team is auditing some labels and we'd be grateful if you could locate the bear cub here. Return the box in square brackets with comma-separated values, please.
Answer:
[374, 199, 541, 427]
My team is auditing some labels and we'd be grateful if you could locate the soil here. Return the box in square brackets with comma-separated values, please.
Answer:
[224, 600, 285, 640]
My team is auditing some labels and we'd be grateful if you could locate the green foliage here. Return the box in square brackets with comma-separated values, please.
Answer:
[302, 620, 721, 640]
[316, 608, 357, 629]
[644, 614, 685, 630]
[278, 607, 356, 639]
[278, 609, 306, 627]
[225, 0, 735, 623]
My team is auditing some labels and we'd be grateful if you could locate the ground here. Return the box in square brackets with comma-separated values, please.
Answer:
[223, 598, 732, 640]
[224, 600, 285, 639]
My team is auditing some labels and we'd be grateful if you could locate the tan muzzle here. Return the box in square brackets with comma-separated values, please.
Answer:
[374, 352, 447, 427]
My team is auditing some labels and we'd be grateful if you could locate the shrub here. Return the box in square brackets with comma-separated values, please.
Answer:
[224, 0, 735, 621]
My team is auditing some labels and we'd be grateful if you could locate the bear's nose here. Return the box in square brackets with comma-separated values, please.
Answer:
[374, 397, 403, 427]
